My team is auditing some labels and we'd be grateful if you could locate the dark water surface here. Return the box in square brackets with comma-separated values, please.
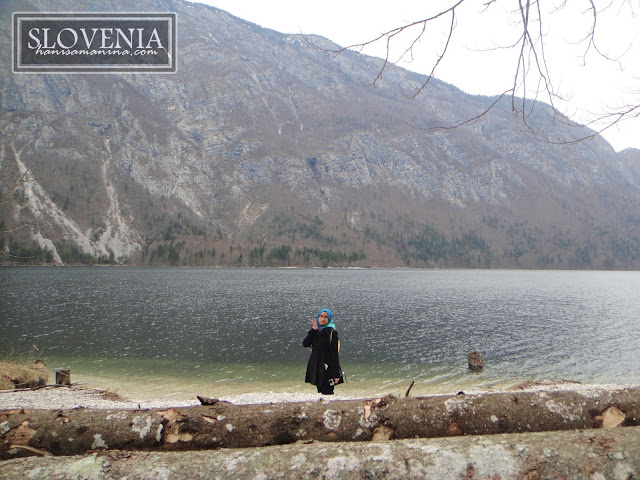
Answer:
[1, 267, 638, 399]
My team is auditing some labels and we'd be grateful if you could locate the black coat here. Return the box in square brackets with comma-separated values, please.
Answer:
[303, 327, 341, 386]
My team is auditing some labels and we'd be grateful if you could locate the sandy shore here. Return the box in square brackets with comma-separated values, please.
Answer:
[1, 381, 636, 411]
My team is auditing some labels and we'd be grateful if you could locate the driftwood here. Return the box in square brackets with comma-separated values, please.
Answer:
[0, 384, 79, 394]
[1, 386, 639, 460]
[404, 380, 415, 397]
[1, 427, 639, 479]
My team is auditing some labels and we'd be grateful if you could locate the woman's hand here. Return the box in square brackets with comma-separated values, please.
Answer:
[333, 378, 340, 384]
[311, 317, 318, 330]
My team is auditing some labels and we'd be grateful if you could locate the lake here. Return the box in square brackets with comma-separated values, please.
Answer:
[1, 267, 638, 401]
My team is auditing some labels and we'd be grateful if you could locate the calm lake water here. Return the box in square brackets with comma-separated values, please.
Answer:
[1, 267, 639, 400]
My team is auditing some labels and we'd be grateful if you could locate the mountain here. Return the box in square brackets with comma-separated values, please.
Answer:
[1, 0, 639, 269]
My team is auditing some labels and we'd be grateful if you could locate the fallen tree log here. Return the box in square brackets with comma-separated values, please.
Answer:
[1, 386, 639, 459]
[1, 427, 640, 479]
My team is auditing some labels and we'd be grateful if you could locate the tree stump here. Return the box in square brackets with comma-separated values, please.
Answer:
[467, 351, 484, 370]
[55, 370, 70, 386]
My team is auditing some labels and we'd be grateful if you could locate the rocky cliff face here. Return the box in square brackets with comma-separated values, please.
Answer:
[1, 0, 639, 269]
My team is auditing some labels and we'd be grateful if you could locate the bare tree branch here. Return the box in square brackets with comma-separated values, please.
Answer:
[411, 89, 514, 132]
[556, 102, 640, 145]
[308, 0, 640, 146]
[404, 7, 457, 99]
[315, 0, 467, 89]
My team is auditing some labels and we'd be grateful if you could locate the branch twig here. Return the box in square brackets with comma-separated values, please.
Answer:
[405, 380, 416, 397]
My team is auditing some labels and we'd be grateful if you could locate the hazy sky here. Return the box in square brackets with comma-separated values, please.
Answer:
[192, 0, 640, 152]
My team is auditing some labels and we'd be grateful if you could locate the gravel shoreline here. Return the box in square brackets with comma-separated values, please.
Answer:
[0, 386, 358, 410]
[1, 381, 636, 411]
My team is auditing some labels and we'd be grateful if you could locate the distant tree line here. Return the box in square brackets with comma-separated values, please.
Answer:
[3, 212, 640, 269]
[248, 244, 366, 267]
[138, 239, 366, 268]
[0, 240, 115, 265]
[0, 242, 54, 264]
[405, 227, 491, 267]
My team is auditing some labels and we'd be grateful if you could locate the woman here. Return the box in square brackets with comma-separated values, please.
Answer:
[303, 308, 342, 395]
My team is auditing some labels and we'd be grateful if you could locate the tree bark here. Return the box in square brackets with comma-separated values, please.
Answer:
[1, 427, 640, 480]
[1, 386, 639, 459]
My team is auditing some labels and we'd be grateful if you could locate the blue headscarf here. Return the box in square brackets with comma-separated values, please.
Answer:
[316, 308, 335, 331]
